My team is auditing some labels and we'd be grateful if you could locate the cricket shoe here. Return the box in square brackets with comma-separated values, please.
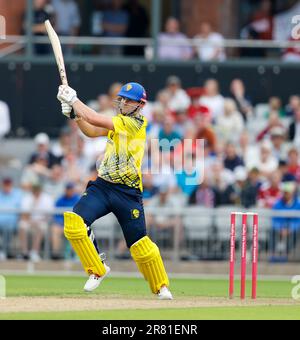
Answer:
[157, 286, 173, 300]
[84, 263, 111, 292]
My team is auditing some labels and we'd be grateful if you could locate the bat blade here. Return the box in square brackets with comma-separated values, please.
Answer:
[45, 20, 68, 86]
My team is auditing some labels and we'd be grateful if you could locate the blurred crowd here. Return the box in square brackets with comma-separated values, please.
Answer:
[27, 0, 227, 60]
[1, 76, 300, 261]
[22, 0, 300, 60]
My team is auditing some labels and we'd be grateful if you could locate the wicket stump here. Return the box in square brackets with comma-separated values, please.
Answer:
[229, 212, 259, 300]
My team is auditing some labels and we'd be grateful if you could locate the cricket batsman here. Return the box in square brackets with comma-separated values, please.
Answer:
[57, 82, 173, 300]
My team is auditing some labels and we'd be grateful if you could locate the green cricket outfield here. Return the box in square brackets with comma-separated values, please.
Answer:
[0, 275, 299, 320]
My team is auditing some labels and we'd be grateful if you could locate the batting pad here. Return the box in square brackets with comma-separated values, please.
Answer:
[64, 212, 106, 277]
[130, 236, 169, 294]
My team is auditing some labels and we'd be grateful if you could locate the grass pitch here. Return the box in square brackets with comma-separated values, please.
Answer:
[0, 275, 299, 320]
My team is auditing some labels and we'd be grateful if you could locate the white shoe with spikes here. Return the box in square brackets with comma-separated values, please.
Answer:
[157, 286, 173, 300]
[84, 263, 111, 292]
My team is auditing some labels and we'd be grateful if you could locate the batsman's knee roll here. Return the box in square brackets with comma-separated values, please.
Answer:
[130, 236, 169, 294]
[64, 212, 106, 277]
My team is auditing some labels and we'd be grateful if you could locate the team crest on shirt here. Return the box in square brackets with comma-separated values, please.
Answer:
[131, 209, 140, 219]
[126, 84, 133, 91]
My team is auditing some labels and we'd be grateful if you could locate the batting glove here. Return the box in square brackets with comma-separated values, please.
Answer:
[61, 102, 72, 118]
[57, 85, 79, 106]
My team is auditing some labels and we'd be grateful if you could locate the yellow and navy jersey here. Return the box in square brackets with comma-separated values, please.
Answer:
[97, 113, 148, 192]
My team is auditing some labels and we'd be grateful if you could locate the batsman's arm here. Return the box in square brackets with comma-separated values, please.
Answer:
[73, 100, 114, 131]
[76, 119, 108, 138]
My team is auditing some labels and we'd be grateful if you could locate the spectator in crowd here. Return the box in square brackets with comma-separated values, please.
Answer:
[210, 170, 235, 207]
[258, 170, 283, 208]
[0, 178, 23, 260]
[29, 133, 60, 168]
[123, 0, 149, 56]
[230, 79, 253, 122]
[173, 110, 191, 138]
[19, 182, 54, 262]
[223, 143, 244, 172]
[195, 113, 217, 154]
[147, 102, 167, 139]
[51, 126, 72, 159]
[248, 0, 273, 40]
[83, 91, 118, 162]
[175, 151, 200, 200]
[173, 127, 198, 169]
[25, 0, 53, 55]
[154, 90, 172, 114]
[285, 95, 300, 117]
[76, 136, 93, 176]
[21, 154, 50, 191]
[147, 185, 183, 242]
[193, 21, 226, 62]
[264, 97, 286, 119]
[282, 36, 300, 62]
[102, 0, 129, 55]
[188, 176, 215, 207]
[271, 181, 300, 260]
[150, 90, 172, 120]
[286, 148, 300, 183]
[288, 107, 300, 147]
[239, 130, 258, 166]
[142, 172, 158, 204]
[164, 76, 191, 114]
[87, 83, 122, 113]
[0, 99, 11, 140]
[231, 166, 248, 206]
[257, 112, 285, 142]
[97, 94, 115, 118]
[52, 0, 81, 54]
[278, 160, 297, 183]
[186, 87, 211, 121]
[240, 0, 273, 57]
[200, 79, 225, 121]
[240, 168, 261, 208]
[158, 17, 192, 60]
[159, 116, 182, 152]
[151, 152, 177, 192]
[109, 82, 123, 101]
[215, 98, 244, 142]
[269, 127, 288, 161]
[51, 182, 80, 260]
[251, 140, 279, 178]
[43, 164, 66, 199]
[61, 150, 87, 185]
[90, 0, 107, 35]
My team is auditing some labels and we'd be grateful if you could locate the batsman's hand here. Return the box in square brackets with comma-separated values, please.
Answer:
[57, 85, 79, 106]
[61, 102, 72, 118]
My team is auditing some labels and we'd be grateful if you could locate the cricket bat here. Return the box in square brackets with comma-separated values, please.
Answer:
[45, 20, 68, 86]
[45, 20, 76, 119]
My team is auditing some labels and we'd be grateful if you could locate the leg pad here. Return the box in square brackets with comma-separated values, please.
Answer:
[130, 236, 169, 294]
[64, 212, 106, 277]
